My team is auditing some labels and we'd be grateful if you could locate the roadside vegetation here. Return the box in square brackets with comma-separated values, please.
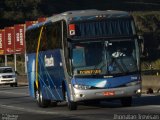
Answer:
[132, 12, 160, 71]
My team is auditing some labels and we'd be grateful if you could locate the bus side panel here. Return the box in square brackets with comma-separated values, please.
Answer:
[38, 49, 65, 101]
[27, 53, 36, 98]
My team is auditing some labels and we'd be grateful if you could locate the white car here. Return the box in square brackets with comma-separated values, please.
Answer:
[0, 67, 17, 87]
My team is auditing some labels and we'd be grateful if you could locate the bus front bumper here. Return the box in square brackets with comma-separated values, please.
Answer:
[72, 85, 141, 102]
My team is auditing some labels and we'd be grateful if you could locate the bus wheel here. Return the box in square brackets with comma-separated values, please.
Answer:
[35, 88, 51, 108]
[68, 101, 77, 110]
[51, 101, 58, 107]
[65, 91, 77, 110]
[121, 97, 132, 107]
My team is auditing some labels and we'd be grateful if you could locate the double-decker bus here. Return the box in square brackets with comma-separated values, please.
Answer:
[25, 10, 142, 110]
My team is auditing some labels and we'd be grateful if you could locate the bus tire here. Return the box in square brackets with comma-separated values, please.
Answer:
[51, 101, 58, 107]
[121, 97, 132, 107]
[35, 88, 51, 108]
[65, 91, 77, 110]
[68, 101, 77, 110]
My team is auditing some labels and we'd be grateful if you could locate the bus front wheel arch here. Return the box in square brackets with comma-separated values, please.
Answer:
[65, 91, 77, 110]
[62, 81, 66, 100]
[62, 81, 77, 110]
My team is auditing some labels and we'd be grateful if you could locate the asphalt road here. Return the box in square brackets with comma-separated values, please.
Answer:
[0, 85, 160, 120]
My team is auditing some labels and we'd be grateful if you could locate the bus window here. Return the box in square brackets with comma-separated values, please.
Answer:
[46, 22, 62, 50]
[72, 47, 86, 68]
[38, 27, 47, 51]
[26, 27, 41, 53]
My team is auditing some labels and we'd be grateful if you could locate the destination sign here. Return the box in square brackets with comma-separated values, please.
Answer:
[78, 69, 101, 74]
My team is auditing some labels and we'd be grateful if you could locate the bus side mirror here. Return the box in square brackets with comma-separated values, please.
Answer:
[138, 35, 144, 57]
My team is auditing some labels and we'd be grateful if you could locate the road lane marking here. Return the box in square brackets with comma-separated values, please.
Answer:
[146, 105, 160, 108]
[142, 94, 157, 97]
[0, 86, 28, 89]
[0, 104, 59, 115]
[122, 105, 160, 112]
[0, 91, 29, 96]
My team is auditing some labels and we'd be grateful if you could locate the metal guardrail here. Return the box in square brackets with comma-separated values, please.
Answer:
[142, 70, 160, 76]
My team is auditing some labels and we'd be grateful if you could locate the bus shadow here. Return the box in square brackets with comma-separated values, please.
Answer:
[48, 95, 160, 110]
[133, 95, 160, 106]
[78, 95, 160, 109]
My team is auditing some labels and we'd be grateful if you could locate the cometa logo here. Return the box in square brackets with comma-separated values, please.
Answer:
[69, 24, 75, 36]
[70, 30, 75, 36]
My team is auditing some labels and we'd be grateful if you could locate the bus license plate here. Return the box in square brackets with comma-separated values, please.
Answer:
[103, 91, 115, 96]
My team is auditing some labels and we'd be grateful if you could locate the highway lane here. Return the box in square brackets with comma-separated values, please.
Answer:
[0, 86, 160, 120]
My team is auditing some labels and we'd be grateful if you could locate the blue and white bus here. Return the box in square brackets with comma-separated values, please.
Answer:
[25, 10, 142, 110]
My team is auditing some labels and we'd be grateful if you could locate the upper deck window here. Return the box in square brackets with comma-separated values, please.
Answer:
[69, 18, 134, 38]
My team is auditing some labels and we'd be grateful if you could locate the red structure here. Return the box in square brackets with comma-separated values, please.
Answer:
[4, 27, 15, 55]
[14, 24, 25, 54]
[38, 17, 46, 23]
[25, 21, 38, 29]
[0, 30, 5, 55]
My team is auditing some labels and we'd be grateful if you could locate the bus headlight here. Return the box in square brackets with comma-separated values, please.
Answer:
[73, 84, 91, 90]
[126, 81, 141, 86]
[136, 89, 141, 94]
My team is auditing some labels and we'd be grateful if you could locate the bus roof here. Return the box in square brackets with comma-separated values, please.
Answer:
[48, 9, 131, 22]
[27, 10, 131, 31]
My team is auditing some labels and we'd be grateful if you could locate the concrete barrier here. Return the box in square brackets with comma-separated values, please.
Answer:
[142, 75, 160, 93]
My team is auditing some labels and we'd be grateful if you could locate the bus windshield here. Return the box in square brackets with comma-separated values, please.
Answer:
[70, 39, 139, 77]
